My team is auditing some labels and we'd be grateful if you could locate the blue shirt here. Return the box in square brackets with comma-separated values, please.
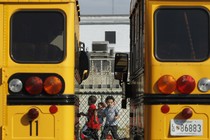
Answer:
[97, 109, 104, 124]
[103, 106, 120, 126]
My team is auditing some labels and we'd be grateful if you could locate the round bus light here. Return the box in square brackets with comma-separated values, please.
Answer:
[27, 108, 39, 120]
[25, 76, 43, 95]
[44, 76, 62, 95]
[177, 75, 195, 94]
[157, 75, 176, 94]
[198, 78, 210, 92]
[161, 104, 170, 114]
[49, 105, 58, 114]
[181, 108, 193, 119]
[9, 79, 23, 93]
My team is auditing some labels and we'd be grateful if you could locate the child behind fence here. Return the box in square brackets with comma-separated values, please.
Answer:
[79, 95, 101, 140]
[97, 102, 106, 126]
[100, 96, 120, 140]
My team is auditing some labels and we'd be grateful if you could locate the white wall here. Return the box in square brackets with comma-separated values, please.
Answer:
[80, 16, 130, 52]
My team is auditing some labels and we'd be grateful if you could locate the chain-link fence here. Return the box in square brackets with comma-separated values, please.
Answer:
[77, 93, 130, 139]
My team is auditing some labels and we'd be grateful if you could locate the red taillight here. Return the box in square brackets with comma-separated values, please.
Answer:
[177, 75, 195, 94]
[157, 75, 176, 94]
[181, 108, 193, 119]
[25, 76, 43, 95]
[161, 104, 170, 114]
[44, 76, 62, 95]
[27, 108, 39, 120]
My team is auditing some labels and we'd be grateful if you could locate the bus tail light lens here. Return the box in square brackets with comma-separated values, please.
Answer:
[177, 75, 195, 94]
[157, 75, 176, 94]
[161, 104, 170, 113]
[9, 79, 23, 93]
[182, 108, 193, 119]
[25, 76, 43, 95]
[49, 105, 58, 114]
[44, 76, 62, 95]
[198, 78, 210, 92]
[27, 108, 39, 120]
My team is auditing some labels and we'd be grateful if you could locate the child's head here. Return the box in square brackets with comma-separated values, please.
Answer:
[88, 95, 97, 105]
[105, 96, 115, 107]
[98, 102, 106, 109]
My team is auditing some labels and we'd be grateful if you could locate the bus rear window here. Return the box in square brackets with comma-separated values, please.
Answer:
[11, 11, 65, 63]
[155, 8, 209, 61]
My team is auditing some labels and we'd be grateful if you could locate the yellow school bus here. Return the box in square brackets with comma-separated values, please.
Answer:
[115, 0, 210, 139]
[0, 0, 89, 139]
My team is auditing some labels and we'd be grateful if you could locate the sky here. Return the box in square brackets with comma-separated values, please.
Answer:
[79, 0, 130, 15]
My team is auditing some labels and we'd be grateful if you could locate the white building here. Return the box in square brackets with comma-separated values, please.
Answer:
[80, 15, 130, 53]
[79, 15, 130, 93]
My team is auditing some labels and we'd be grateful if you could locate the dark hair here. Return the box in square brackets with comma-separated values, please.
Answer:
[88, 95, 97, 104]
[98, 102, 106, 108]
[105, 96, 115, 103]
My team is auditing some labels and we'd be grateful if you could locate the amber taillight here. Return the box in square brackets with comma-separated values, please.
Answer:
[44, 76, 62, 95]
[157, 75, 176, 94]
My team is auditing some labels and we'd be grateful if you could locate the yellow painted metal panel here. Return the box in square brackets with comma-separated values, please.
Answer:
[0, 1, 79, 140]
[131, 0, 210, 140]
[6, 106, 75, 140]
[144, 105, 209, 140]
[145, 0, 210, 94]
[3, 3, 76, 94]
[0, 0, 73, 3]
[0, 4, 3, 140]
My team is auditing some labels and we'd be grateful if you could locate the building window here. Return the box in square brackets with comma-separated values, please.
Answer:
[105, 31, 116, 44]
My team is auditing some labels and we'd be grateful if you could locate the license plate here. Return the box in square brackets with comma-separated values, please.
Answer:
[170, 119, 203, 136]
